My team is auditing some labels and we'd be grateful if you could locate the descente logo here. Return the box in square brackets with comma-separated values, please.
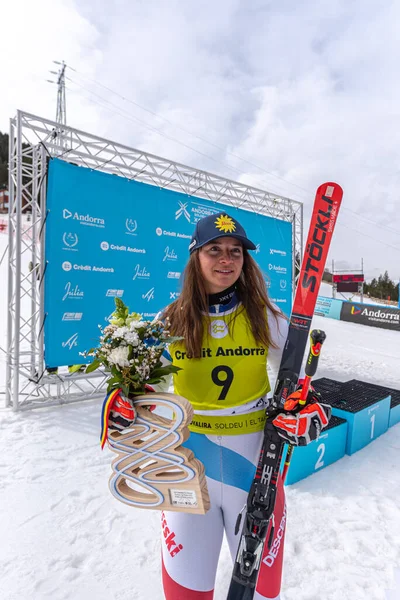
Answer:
[63, 208, 105, 228]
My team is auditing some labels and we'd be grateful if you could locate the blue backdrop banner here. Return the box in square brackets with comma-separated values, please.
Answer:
[44, 158, 293, 367]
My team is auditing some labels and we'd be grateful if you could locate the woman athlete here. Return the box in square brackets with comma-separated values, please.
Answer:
[109, 211, 331, 599]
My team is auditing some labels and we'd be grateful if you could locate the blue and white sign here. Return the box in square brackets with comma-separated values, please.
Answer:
[44, 159, 293, 367]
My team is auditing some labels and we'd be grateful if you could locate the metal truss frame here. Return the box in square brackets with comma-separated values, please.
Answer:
[6, 110, 302, 410]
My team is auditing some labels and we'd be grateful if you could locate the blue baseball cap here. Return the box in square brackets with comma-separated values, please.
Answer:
[188, 212, 256, 254]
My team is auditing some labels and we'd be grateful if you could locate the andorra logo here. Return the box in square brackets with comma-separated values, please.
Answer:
[215, 215, 236, 233]
[351, 305, 362, 315]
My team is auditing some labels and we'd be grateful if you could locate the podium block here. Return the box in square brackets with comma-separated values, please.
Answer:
[346, 379, 400, 429]
[284, 416, 348, 485]
[320, 380, 391, 455]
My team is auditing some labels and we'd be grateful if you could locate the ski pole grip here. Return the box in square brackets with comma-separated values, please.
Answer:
[305, 329, 326, 378]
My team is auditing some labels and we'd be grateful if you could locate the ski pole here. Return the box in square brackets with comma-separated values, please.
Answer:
[282, 328, 326, 482]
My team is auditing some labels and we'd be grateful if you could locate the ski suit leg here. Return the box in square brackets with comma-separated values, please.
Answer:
[161, 431, 286, 600]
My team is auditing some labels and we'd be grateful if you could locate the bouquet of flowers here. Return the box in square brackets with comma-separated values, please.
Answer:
[80, 298, 181, 397]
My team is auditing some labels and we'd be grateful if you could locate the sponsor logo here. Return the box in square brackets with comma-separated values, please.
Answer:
[280, 279, 287, 290]
[215, 214, 236, 233]
[63, 208, 105, 228]
[106, 289, 124, 297]
[262, 507, 287, 567]
[62, 333, 78, 349]
[167, 272, 181, 279]
[163, 246, 178, 262]
[125, 218, 137, 234]
[101, 242, 146, 253]
[142, 287, 155, 302]
[302, 194, 336, 293]
[62, 282, 84, 301]
[133, 264, 150, 280]
[63, 232, 78, 249]
[156, 228, 190, 239]
[269, 264, 287, 275]
[209, 319, 229, 339]
[161, 512, 183, 558]
[63, 263, 114, 273]
[270, 248, 287, 257]
[170, 292, 181, 300]
[62, 261, 72, 272]
[175, 201, 191, 222]
[351, 305, 362, 315]
[62, 312, 82, 321]
[255, 243, 261, 254]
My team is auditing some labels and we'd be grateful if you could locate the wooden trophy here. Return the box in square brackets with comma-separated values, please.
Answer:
[107, 393, 210, 514]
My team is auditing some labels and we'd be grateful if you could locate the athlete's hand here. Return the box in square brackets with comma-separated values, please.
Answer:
[108, 385, 156, 432]
[108, 392, 137, 432]
[272, 383, 331, 446]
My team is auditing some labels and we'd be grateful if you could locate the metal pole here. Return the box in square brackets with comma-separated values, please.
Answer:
[38, 145, 47, 378]
[12, 111, 23, 411]
[30, 146, 38, 377]
[6, 118, 15, 408]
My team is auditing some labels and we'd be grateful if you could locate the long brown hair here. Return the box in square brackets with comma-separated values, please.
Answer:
[164, 248, 284, 358]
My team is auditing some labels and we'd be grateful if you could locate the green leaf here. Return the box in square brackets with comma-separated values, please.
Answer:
[68, 364, 84, 374]
[85, 359, 101, 374]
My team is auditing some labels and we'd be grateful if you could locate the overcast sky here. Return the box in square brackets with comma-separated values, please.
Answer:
[2, 0, 400, 282]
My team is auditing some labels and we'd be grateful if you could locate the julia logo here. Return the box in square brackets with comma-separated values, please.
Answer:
[63, 282, 84, 301]
[62, 333, 78, 349]
[209, 320, 229, 339]
[351, 305, 362, 315]
[280, 279, 287, 290]
[175, 201, 191, 222]
[63, 232, 78, 248]
[163, 247, 178, 262]
[142, 287, 155, 302]
[126, 218, 137, 234]
[133, 265, 150, 280]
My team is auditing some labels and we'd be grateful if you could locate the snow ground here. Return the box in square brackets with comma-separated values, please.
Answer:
[0, 230, 399, 600]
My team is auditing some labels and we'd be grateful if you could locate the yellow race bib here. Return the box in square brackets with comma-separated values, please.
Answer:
[170, 306, 270, 411]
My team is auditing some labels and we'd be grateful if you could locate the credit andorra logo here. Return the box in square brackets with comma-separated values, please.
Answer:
[174, 345, 266, 360]
[100, 241, 145, 254]
[163, 246, 178, 262]
[62, 261, 114, 273]
[62, 208, 105, 228]
[133, 264, 150, 280]
[142, 287, 155, 302]
[62, 333, 78, 349]
[125, 218, 137, 234]
[62, 232, 78, 249]
[62, 282, 84, 301]
[175, 201, 191, 222]
[155, 227, 190, 240]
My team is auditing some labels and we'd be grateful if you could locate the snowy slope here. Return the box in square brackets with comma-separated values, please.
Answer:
[0, 231, 399, 600]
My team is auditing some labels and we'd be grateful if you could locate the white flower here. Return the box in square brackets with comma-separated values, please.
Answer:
[124, 330, 140, 346]
[112, 326, 129, 339]
[108, 346, 130, 367]
[130, 320, 146, 330]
